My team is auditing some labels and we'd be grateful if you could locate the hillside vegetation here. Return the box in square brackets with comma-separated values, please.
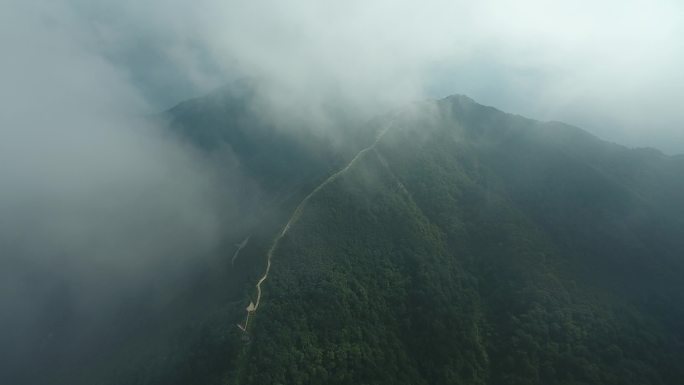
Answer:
[238, 96, 684, 384]
[42, 89, 684, 385]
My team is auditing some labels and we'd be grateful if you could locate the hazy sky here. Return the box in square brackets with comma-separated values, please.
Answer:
[30, 0, 683, 154]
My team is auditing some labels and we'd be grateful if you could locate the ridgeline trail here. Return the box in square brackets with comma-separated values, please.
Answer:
[238, 122, 393, 332]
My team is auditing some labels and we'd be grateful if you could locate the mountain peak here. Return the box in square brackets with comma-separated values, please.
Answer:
[441, 93, 478, 105]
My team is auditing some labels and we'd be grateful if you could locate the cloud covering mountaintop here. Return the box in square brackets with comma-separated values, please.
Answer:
[21, 0, 682, 151]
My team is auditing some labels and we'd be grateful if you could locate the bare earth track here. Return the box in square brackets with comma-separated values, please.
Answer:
[238, 122, 393, 332]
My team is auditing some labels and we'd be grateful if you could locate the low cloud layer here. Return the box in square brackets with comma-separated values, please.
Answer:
[0, 3, 242, 376]
[54, 0, 684, 153]
[1, 0, 234, 281]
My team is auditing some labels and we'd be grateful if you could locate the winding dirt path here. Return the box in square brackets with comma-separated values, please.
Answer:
[239, 123, 393, 331]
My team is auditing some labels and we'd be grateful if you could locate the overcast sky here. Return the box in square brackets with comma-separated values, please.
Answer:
[5, 1, 682, 152]
[19, 0, 679, 154]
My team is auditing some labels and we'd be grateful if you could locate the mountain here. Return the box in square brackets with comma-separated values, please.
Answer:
[23, 85, 684, 385]
[233, 95, 684, 384]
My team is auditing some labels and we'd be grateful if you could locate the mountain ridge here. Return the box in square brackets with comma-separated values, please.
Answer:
[233, 91, 684, 384]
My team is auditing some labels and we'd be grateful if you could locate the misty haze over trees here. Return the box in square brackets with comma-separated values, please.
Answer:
[1, 1, 684, 385]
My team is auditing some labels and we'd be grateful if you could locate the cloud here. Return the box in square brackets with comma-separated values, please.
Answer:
[0, 2, 247, 377]
[53, 0, 684, 152]
[0, 0, 234, 277]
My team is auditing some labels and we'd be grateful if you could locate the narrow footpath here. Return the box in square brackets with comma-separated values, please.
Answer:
[238, 122, 393, 332]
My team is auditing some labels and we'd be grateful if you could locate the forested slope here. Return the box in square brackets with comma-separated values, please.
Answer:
[237, 96, 684, 384]
[40, 90, 684, 385]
